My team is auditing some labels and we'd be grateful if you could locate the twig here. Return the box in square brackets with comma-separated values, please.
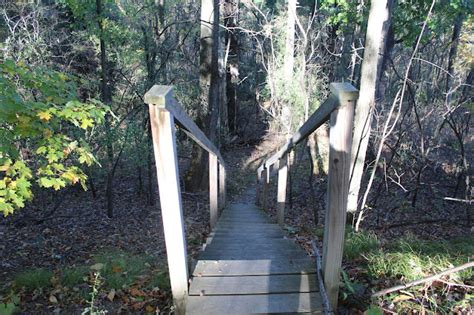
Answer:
[436, 279, 474, 290]
[371, 261, 474, 297]
[444, 197, 473, 204]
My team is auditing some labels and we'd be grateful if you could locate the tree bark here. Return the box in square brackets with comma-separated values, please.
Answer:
[185, 0, 220, 191]
[347, 0, 393, 214]
[96, 0, 115, 218]
[224, 0, 239, 133]
[283, 0, 296, 78]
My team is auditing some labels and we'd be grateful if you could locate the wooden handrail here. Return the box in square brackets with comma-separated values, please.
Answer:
[258, 82, 357, 171]
[145, 85, 226, 167]
[145, 85, 226, 315]
[256, 82, 358, 310]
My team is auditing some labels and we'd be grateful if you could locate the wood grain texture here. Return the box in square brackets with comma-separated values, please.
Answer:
[218, 163, 226, 210]
[188, 200, 322, 314]
[277, 155, 288, 227]
[148, 105, 188, 313]
[189, 274, 319, 295]
[209, 154, 218, 229]
[186, 293, 323, 314]
[322, 97, 355, 310]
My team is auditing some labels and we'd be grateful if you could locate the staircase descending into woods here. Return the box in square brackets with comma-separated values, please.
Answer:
[187, 199, 322, 314]
[144, 83, 358, 314]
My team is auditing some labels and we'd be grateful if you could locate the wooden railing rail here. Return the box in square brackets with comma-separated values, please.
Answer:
[145, 85, 227, 314]
[256, 82, 358, 310]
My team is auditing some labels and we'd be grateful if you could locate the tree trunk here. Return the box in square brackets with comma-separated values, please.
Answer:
[347, 0, 393, 214]
[96, 0, 115, 218]
[185, 0, 220, 191]
[224, 0, 239, 133]
[445, 13, 463, 99]
[283, 0, 296, 78]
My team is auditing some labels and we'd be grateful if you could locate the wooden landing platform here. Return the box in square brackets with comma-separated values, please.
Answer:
[187, 203, 323, 314]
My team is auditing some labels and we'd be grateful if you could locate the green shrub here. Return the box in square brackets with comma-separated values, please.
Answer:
[14, 268, 52, 291]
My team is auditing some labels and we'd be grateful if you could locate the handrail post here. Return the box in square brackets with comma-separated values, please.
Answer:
[219, 163, 226, 211]
[262, 167, 269, 211]
[322, 83, 357, 310]
[209, 154, 218, 229]
[256, 167, 263, 206]
[147, 87, 188, 314]
[277, 154, 288, 227]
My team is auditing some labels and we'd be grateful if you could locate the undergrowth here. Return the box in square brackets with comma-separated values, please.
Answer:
[342, 231, 473, 313]
[5, 249, 171, 313]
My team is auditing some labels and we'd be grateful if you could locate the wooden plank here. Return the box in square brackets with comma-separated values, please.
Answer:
[192, 259, 316, 276]
[145, 85, 225, 166]
[148, 105, 188, 313]
[322, 90, 355, 310]
[169, 99, 225, 165]
[213, 225, 282, 232]
[256, 167, 262, 206]
[209, 231, 285, 238]
[144, 85, 173, 107]
[199, 249, 308, 260]
[262, 167, 269, 211]
[264, 95, 338, 168]
[189, 274, 319, 295]
[215, 222, 276, 227]
[186, 293, 323, 314]
[145, 86, 224, 165]
[218, 163, 226, 210]
[224, 204, 266, 213]
[204, 242, 300, 253]
[330, 82, 359, 103]
[209, 154, 218, 229]
[200, 246, 307, 256]
[277, 154, 288, 227]
[206, 238, 298, 247]
[198, 251, 308, 260]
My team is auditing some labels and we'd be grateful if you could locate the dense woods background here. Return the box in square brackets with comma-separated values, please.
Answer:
[0, 0, 472, 313]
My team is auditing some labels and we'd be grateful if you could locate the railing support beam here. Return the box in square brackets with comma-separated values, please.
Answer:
[209, 154, 219, 229]
[262, 167, 269, 211]
[322, 83, 357, 310]
[219, 163, 226, 211]
[277, 154, 288, 227]
[149, 104, 188, 315]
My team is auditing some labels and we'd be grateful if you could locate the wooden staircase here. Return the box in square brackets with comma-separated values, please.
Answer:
[187, 202, 323, 314]
[144, 82, 358, 314]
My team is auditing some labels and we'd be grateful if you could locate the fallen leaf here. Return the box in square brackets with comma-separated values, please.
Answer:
[145, 305, 154, 313]
[107, 289, 116, 301]
[131, 302, 146, 311]
[49, 295, 58, 304]
[130, 287, 146, 297]
[112, 265, 123, 273]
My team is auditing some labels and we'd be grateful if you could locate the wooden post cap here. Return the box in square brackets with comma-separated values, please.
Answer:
[330, 82, 358, 104]
[144, 85, 173, 107]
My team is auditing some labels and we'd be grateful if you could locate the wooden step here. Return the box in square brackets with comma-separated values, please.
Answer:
[204, 241, 300, 252]
[186, 292, 323, 314]
[189, 274, 319, 295]
[198, 249, 309, 260]
[206, 239, 298, 248]
[192, 259, 316, 276]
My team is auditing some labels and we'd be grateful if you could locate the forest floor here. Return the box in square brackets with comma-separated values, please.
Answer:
[1, 130, 473, 314]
